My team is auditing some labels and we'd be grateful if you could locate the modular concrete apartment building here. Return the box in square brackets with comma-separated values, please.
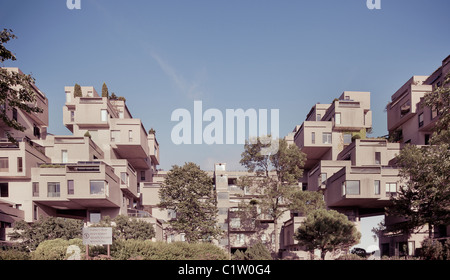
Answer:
[1, 55, 449, 258]
[0, 71, 163, 241]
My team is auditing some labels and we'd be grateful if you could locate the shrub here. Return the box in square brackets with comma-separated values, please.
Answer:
[111, 240, 227, 260]
[420, 238, 450, 260]
[0, 248, 30, 260]
[232, 242, 272, 260]
[32, 238, 85, 260]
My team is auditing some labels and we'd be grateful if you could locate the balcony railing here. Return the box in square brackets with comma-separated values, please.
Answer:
[127, 209, 152, 218]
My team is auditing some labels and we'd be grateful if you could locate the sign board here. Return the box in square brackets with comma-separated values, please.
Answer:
[82, 227, 112, 245]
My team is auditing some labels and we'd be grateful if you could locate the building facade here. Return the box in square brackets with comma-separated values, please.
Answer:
[1, 77, 163, 242]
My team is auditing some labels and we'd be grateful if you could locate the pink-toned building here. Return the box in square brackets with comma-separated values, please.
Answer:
[0, 77, 163, 241]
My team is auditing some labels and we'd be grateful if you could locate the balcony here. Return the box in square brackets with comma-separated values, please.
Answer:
[32, 161, 121, 209]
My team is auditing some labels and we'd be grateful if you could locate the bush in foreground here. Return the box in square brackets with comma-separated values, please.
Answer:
[112, 240, 228, 260]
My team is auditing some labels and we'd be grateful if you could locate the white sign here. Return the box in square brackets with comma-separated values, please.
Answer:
[82, 227, 112, 245]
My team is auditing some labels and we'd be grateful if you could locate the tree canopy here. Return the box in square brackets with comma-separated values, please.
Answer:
[294, 209, 360, 260]
[0, 29, 44, 142]
[158, 162, 220, 242]
[387, 73, 450, 237]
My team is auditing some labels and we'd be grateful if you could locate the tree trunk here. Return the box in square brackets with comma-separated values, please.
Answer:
[321, 249, 326, 260]
[273, 218, 279, 257]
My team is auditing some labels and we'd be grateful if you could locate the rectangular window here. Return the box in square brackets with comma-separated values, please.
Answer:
[375, 152, 381, 164]
[343, 180, 360, 195]
[374, 180, 380, 195]
[111, 130, 120, 142]
[140, 171, 145, 181]
[67, 180, 74, 195]
[101, 109, 108, 122]
[320, 173, 327, 185]
[32, 182, 39, 197]
[70, 110, 75, 122]
[400, 100, 411, 117]
[418, 113, 424, 128]
[120, 172, 128, 185]
[386, 183, 397, 197]
[128, 130, 133, 142]
[12, 108, 17, 121]
[119, 111, 124, 119]
[34, 205, 38, 220]
[0, 158, 9, 172]
[47, 182, 60, 197]
[311, 132, 315, 144]
[237, 234, 245, 245]
[0, 183, 8, 197]
[335, 113, 341, 125]
[90, 180, 105, 195]
[17, 157, 23, 172]
[66, 91, 72, 103]
[323, 133, 332, 144]
[316, 114, 321, 121]
[343, 133, 352, 145]
[61, 150, 68, 164]
[431, 107, 438, 119]
[230, 218, 241, 228]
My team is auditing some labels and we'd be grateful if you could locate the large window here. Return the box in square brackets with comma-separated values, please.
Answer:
[47, 182, 61, 197]
[0, 158, 9, 172]
[0, 183, 8, 197]
[90, 180, 105, 195]
[343, 133, 352, 145]
[386, 183, 397, 197]
[342, 180, 360, 195]
[323, 133, 332, 144]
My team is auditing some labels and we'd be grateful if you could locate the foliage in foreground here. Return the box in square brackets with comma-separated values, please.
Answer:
[233, 242, 272, 260]
[111, 240, 228, 260]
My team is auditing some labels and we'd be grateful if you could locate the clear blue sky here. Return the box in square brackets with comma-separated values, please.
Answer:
[1, 0, 449, 171]
[1, 0, 449, 251]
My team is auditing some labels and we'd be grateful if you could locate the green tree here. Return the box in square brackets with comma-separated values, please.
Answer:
[8, 216, 83, 251]
[158, 162, 220, 243]
[92, 215, 155, 241]
[294, 209, 360, 260]
[387, 73, 450, 238]
[238, 137, 306, 254]
[239, 242, 272, 260]
[0, 29, 44, 142]
[101, 82, 109, 98]
[113, 215, 155, 241]
[73, 83, 82, 97]
[423, 72, 450, 145]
